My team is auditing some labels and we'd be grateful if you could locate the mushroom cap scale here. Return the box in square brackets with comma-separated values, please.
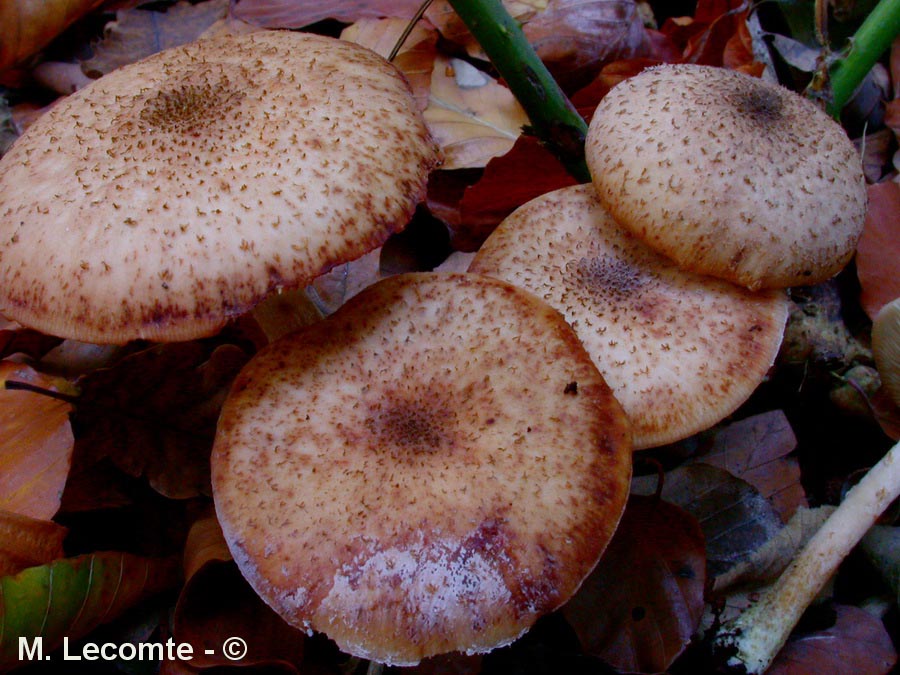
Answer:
[469, 184, 789, 449]
[0, 30, 439, 343]
[211, 272, 632, 665]
[586, 63, 867, 291]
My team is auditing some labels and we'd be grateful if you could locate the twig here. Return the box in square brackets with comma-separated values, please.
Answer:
[714, 438, 900, 673]
[444, 0, 590, 181]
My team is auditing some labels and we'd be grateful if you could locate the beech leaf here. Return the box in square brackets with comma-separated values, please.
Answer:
[693, 410, 806, 521]
[81, 0, 230, 77]
[0, 552, 181, 668]
[768, 605, 897, 674]
[424, 54, 530, 169]
[562, 495, 706, 674]
[0, 510, 67, 577]
[74, 342, 250, 499]
[0, 0, 107, 73]
[856, 180, 900, 320]
[632, 463, 784, 575]
[0, 360, 75, 520]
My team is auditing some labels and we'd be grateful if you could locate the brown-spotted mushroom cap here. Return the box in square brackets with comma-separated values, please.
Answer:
[469, 184, 789, 449]
[586, 64, 867, 291]
[211, 272, 632, 665]
[0, 30, 439, 343]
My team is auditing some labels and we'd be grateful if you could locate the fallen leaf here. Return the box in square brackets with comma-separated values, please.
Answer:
[712, 505, 835, 593]
[424, 54, 530, 169]
[81, 0, 230, 77]
[0, 319, 62, 361]
[249, 288, 323, 345]
[426, 0, 546, 54]
[693, 410, 807, 521]
[231, 0, 424, 27]
[0, 361, 75, 520]
[0, 552, 181, 668]
[173, 560, 305, 670]
[340, 18, 438, 111]
[453, 134, 579, 249]
[183, 510, 232, 581]
[0, 509, 67, 577]
[74, 342, 250, 499]
[562, 495, 706, 674]
[768, 605, 897, 674]
[0, 0, 107, 73]
[306, 248, 384, 315]
[632, 463, 784, 575]
[523, 0, 651, 89]
[856, 180, 900, 320]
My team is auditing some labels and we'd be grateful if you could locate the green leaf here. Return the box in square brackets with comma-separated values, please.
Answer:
[0, 552, 180, 667]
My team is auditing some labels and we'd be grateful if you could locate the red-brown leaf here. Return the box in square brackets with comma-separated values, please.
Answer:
[562, 495, 706, 674]
[768, 605, 897, 674]
[857, 180, 900, 320]
[0, 509, 67, 577]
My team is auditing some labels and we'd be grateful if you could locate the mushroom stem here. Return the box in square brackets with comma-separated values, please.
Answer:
[444, 0, 590, 181]
[826, 0, 900, 117]
[715, 438, 900, 673]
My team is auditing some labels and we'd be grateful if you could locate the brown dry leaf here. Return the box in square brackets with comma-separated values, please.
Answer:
[453, 135, 578, 250]
[660, 0, 747, 66]
[0, 509, 67, 577]
[768, 605, 897, 674]
[562, 495, 706, 674]
[632, 463, 784, 575]
[231, 0, 424, 27]
[712, 505, 834, 593]
[0, 361, 75, 520]
[183, 510, 232, 581]
[426, 0, 546, 54]
[424, 54, 529, 169]
[693, 411, 807, 522]
[856, 180, 900, 320]
[306, 248, 384, 315]
[81, 0, 230, 77]
[0, 0, 107, 72]
[523, 0, 650, 89]
[174, 560, 305, 670]
[341, 18, 438, 111]
[249, 288, 323, 345]
[74, 342, 250, 499]
[0, 320, 61, 361]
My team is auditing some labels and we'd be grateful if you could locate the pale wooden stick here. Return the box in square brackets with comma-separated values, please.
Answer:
[716, 439, 900, 673]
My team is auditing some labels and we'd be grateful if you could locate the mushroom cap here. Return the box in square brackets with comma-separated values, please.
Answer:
[0, 31, 439, 343]
[469, 184, 789, 449]
[585, 64, 867, 291]
[873, 297, 900, 407]
[211, 272, 632, 665]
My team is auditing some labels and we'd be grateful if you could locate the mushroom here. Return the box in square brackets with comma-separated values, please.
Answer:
[0, 30, 439, 343]
[211, 272, 632, 665]
[468, 184, 789, 449]
[585, 64, 867, 291]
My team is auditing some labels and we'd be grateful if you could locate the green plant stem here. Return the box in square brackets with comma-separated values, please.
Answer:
[827, 0, 900, 117]
[445, 0, 590, 181]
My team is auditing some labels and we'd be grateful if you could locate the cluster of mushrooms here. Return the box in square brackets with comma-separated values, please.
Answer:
[0, 29, 867, 667]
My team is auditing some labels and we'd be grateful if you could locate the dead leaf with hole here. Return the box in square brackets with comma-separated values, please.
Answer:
[0, 509, 67, 577]
[692, 410, 806, 522]
[0, 361, 75, 520]
[0, 0, 107, 73]
[81, 0, 230, 77]
[74, 342, 249, 499]
[424, 54, 530, 169]
[767, 605, 897, 674]
[856, 180, 900, 320]
[562, 495, 706, 674]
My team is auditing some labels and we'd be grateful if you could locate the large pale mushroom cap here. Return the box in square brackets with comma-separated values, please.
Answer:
[469, 184, 789, 449]
[0, 31, 439, 343]
[211, 272, 632, 665]
[586, 64, 867, 291]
